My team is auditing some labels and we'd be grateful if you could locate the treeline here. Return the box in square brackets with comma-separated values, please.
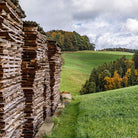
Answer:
[80, 51, 138, 94]
[46, 30, 95, 51]
[101, 48, 136, 53]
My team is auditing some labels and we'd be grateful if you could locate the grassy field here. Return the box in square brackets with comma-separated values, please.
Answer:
[60, 51, 133, 96]
[46, 51, 137, 138]
[50, 85, 138, 138]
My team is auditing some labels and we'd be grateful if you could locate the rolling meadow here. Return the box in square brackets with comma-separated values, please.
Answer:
[46, 51, 138, 138]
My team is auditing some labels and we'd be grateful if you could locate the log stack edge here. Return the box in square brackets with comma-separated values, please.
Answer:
[0, 1, 62, 137]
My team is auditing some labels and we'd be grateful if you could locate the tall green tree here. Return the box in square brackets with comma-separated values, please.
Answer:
[133, 50, 138, 69]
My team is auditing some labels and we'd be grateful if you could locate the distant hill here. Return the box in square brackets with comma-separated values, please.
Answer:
[59, 51, 133, 95]
[101, 48, 136, 53]
[46, 30, 95, 51]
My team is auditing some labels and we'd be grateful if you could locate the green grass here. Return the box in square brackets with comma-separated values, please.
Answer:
[49, 101, 79, 138]
[50, 85, 138, 138]
[76, 86, 138, 138]
[60, 51, 133, 96]
[46, 51, 137, 138]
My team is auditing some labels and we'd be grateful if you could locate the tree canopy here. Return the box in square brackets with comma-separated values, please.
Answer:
[46, 30, 95, 51]
[80, 56, 138, 95]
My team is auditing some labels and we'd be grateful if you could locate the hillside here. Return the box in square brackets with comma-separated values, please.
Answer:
[46, 30, 95, 51]
[46, 51, 137, 138]
[50, 85, 138, 138]
[101, 48, 136, 53]
[60, 51, 133, 95]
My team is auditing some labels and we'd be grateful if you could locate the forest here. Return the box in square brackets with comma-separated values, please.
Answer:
[46, 30, 95, 51]
[80, 50, 138, 94]
[101, 48, 136, 53]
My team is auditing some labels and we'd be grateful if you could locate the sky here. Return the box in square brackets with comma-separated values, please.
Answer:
[20, 0, 138, 50]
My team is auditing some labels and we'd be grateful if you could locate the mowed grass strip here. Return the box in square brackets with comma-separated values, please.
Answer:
[49, 85, 138, 138]
[48, 100, 80, 138]
[60, 51, 133, 96]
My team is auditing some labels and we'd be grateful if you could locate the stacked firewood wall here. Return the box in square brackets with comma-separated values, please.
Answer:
[0, 1, 25, 137]
[47, 40, 62, 114]
[43, 46, 52, 119]
[22, 24, 59, 137]
[22, 25, 45, 137]
[0, 1, 62, 137]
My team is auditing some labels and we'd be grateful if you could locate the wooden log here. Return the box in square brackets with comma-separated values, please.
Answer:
[0, 1, 24, 137]
[0, 2, 22, 24]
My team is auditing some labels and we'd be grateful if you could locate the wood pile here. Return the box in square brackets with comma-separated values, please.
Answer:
[22, 24, 57, 137]
[47, 40, 62, 115]
[0, 1, 62, 137]
[43, 47, 52, 119]
[0, 0, 25, 137]
[22, 25, 44, 137]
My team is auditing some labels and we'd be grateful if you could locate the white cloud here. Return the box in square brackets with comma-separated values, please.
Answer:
[125, 18, 138, 34]
[19, 0, 138, 50]
[95, 33, 138, 49]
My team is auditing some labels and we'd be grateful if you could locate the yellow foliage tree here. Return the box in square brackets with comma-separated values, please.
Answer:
[104, 77, 115, 90]
[125, 68, 131, 78]
[113, 70, 122, 88]
[134, 69, 138, 82]
[122, 76, 128, 87]
[104, 70, 122, 90]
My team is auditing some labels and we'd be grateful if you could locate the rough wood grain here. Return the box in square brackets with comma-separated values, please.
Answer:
[0, 1, 62, 137]
[0, 1, 24, 137]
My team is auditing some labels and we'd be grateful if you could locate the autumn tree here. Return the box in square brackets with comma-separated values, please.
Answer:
[113, 70, 122, 88]
[134, 69, 138, 84]
[122, 76, 128, 87]
[81, 56, 137, 95]
[104, 77, 115, 90]
[125, 68, 131, 85]
[46, 30, 95, 51]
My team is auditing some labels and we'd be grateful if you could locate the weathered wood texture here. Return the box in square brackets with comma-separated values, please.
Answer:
[0, 1, 62, 138]
[47, 40, 62, 115]
[22, 26, 62, 137]
[0, 1, 25, 137]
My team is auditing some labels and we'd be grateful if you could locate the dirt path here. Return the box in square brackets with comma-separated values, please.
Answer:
[35, 117, 54, 138]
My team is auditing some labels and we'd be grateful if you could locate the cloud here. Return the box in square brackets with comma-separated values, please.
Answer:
[71, 0, 138, 20]
[20, 0, 72, 30]
[125, 18, 138, 34]
[20, 0, 138, 50]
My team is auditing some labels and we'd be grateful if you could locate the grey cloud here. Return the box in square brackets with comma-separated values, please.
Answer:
[73, 11, 100, 20]
[70, 0, 138, 21]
